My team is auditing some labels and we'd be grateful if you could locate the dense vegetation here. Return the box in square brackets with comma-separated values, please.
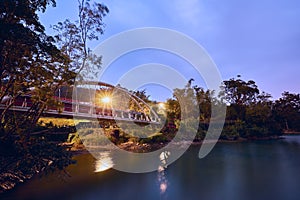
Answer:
[160, 77, 300, 141]
[0, 0, 108, 192]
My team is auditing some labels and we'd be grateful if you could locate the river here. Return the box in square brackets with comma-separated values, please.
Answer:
[2, 136, 300, 200]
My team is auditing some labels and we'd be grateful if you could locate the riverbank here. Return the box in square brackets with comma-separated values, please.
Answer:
[69, 135, 284, 155]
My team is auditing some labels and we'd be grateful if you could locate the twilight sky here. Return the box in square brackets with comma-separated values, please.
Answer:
[39, 0, 300, 101]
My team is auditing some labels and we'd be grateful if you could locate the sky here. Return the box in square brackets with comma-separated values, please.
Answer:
[39, 0, 300, 101]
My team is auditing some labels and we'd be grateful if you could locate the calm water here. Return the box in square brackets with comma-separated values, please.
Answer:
[3, 136, 300, 200]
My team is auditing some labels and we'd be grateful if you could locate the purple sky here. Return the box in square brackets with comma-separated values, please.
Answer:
[39, 0, 300, 101]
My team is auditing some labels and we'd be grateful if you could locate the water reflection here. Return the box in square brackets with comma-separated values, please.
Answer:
[158, 151, 170, 194]
[94, 152, 114, 172]
[4, 136, 300, 200]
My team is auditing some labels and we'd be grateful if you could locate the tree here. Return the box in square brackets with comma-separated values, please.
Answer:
[167, 80, 200, 140]
[221, 76, 259, 120]
[126, 89, 152, 113]
[273, 92, 300, 131]
[221, 75, 259, 105]
[0, 0, 109, 190]
[220, 76, 283, 139]
[173, 79, 198, 119]
[0, 0, 74, 136]
[165, 99, 180, 120]
[0, 0, 77, 190]
[244, 92, 281, 137]
[52, 0, 109, 80]
[193, 85, 212, 122]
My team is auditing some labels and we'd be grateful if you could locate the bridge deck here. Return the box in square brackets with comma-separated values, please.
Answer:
[0, 105, 160, 124]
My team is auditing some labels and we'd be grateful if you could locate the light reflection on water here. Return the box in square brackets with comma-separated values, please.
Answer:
[94, 152, 114, 172]
[4, 136, 300, 200]
[158, 151, 171, 195]
[93, 150, 171, 195]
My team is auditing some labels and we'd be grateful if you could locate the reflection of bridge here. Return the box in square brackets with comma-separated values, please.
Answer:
[0, 81, 160, 124]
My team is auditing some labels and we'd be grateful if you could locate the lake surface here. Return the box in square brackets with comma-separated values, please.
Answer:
[3, 136, 300, 200]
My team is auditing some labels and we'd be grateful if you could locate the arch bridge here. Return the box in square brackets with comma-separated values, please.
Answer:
[0, 81, 161, 124]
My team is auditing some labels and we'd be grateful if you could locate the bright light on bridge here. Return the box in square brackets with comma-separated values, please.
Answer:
[158, 102, 165, 110]
[101, 96, 111, 104]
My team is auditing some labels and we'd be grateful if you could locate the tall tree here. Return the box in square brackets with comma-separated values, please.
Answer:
[221, 76, 259, 120]
[173, 79, 198, 119]
[274, 92, 300, 131]
[244, 92, 280, 137]
[0, 0, 78, 190]
[0, 0, 74, 135]
[52, 0, 109, 80]
[193, 85, 212, 122]
[221, 76, 259, 105]
[0, 1, 109, 189]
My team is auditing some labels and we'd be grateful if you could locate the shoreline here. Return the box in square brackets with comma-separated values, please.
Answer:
[69, 135, 285, 155]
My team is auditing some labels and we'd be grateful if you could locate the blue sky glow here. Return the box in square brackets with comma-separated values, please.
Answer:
[39, 0, 300, 101]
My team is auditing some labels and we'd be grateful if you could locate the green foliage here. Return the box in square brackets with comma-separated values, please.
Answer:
[195, 122, 208, 141]
[52, 0, 109, 78]
[81, 132, 111, 146]
[138, 133, 168, 144]
[0, 134, 74, 181]
[0, 0, 75, 132]
[0, 0, 109, 189]
[162, 76, 293, 141]
[221, 75, 260, 105]
[16, 136, 75, 172]
[273, 92, 300, 131]
[223, 120, 246, 138]
[127, 89, 153, 113]
[178, 118, 199, 140]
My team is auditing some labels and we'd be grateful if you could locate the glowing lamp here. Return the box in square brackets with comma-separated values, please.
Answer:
[101, 96, 111, 104]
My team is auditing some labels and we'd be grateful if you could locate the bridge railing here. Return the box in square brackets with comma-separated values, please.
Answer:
[0, 95, 159, 124]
